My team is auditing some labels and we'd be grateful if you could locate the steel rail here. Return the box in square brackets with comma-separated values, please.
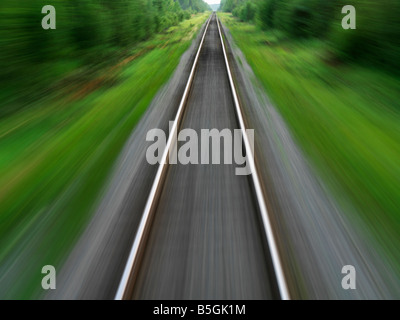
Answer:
[216, 16, 290, 300]
[114, 14, 212, 300]
[114, 13, 290, 300]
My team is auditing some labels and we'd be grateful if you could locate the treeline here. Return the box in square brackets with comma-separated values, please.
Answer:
[0, 0, 210, 92]
[220, 0, 400, 72]
[179, 0, 210, 12]
[221, 0, 257, 22]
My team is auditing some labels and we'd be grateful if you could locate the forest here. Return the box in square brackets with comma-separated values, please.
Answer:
[0, 0, 210, 115]
[219, 0, 400, 73]
[218, 0, 400, 278]
[0, 4, 211, 297]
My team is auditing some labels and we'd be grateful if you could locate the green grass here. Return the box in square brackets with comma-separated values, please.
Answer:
[0, 12, 210, 299]
[219, 13, 400, 267]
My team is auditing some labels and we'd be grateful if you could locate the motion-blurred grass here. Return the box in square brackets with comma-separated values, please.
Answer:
[219, 13, 400, 269]
[0, 12, 209, 299]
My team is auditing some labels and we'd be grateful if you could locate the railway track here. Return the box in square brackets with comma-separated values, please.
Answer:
[115, 13, 290, 300]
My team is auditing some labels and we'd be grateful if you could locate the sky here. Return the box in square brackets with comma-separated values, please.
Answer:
[204, 0, 221, 5]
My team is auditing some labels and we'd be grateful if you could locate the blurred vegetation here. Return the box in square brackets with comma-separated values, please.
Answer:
[219, 13, 400, 271]
[0, 2, 209, 297]
[0, 0, 210, 116]
[220, 0, 400, 73]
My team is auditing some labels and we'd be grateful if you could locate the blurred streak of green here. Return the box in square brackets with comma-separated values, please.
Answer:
[0, 0, 210, 298]
[220, 12, 400, 271]
[0, 0, 211, 116]
[221, 0, 400, 74]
